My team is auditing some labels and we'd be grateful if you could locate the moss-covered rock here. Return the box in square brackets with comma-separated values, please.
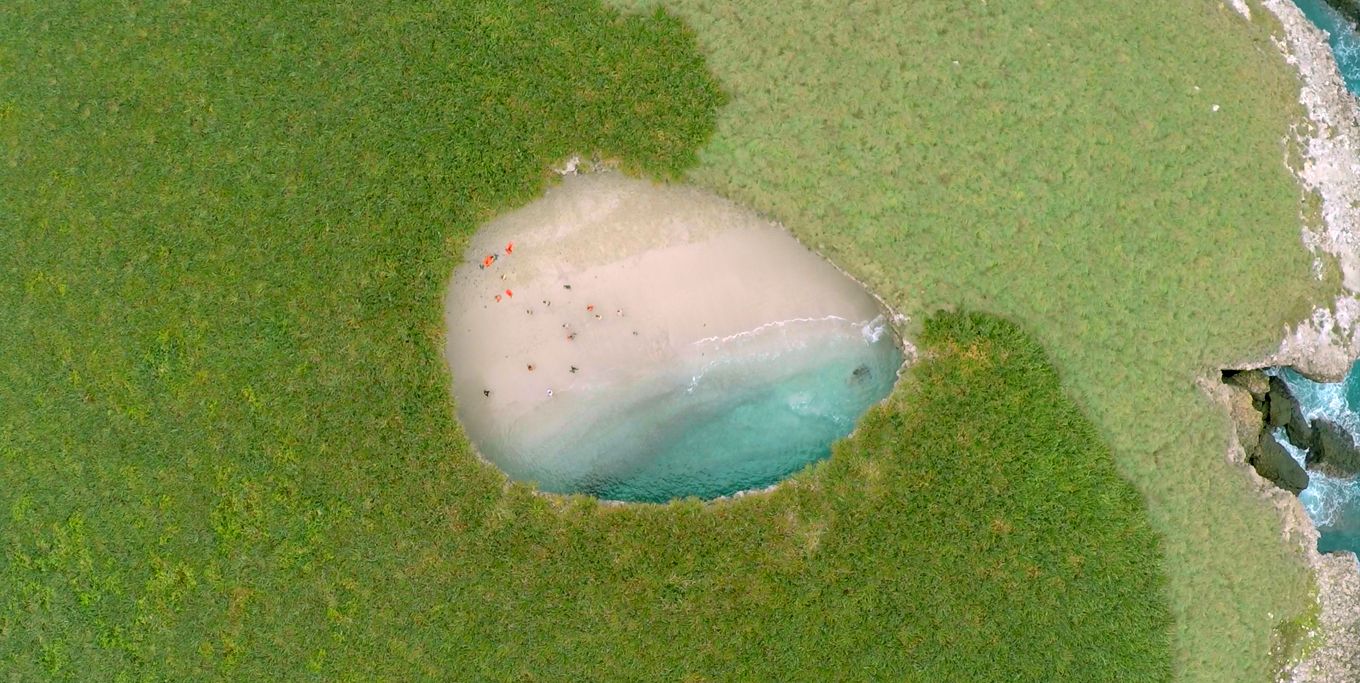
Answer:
[1227, 383, 1265, 460]
[1252, 431, 1310, 495]
[1225, 369, 1271, 407]
[1307, 419, 1360, 479]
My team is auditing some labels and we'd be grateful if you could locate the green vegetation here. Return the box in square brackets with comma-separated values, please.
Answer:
[605, 0, 1330, 678]
[1271, 587, 1323, 674]
[2, 0, 1327, 679]
[0, 2, 1178, 679]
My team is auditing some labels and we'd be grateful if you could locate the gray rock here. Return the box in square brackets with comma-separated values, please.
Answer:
[1251, 431, 1310, 494]
[1226, 384, 1264, 460]
[1307, 418, 1360, 479]
[1267, 375, 1314, 449]
[1224, 369, 1271, 405]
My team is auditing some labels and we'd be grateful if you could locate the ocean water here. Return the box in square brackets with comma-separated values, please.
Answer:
[478, 316, 903, 503]
[1294, 0, 1360, 93]
[1277, 366, 1360, 554]
[1284, 0, 1360, 554]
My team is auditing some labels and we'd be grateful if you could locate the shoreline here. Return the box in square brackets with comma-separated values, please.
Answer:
[443, 168, 909, 505]
[1237, 2, 1360, 678]
[448, 161, 914, 507]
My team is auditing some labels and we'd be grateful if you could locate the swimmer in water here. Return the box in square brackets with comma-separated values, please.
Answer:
[570, 366, 578, 374]
[527, 364, 535, 372]
[546, 388, 553, 397]
[483, 389, 490, 397]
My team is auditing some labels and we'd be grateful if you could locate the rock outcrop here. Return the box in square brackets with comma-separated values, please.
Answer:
[1254, 431, 1311, 494]
[1224, 369, 1313, 447]
[1307, 418, 1360, 478]
[1225, 368, 1271, 405]
[1269, 375, 1314, 449]
[1227, 377, 1267, 453]
[1223, 369, 1313, 494]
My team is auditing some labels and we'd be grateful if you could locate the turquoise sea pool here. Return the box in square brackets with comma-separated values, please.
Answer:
[480, 315, 903, 503]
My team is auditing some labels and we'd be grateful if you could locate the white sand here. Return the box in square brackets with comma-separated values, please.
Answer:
[443, 172, 891, 464]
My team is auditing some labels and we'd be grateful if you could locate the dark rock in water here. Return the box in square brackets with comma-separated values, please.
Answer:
[1251, 431, 1310, 494]
[1324, 0, 1360, 29]
[851, 364, 870, 381]
[1307, 418, 1360, 479]
[1223, 375, 1310, 494]
[1267, 375, 1313, 449]
[1223, 369, 1271, 410]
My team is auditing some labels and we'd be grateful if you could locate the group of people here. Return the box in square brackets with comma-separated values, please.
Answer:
[477, 239, 621, 402]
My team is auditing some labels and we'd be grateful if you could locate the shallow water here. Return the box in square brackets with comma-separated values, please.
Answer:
[1294, 0, 1360, 93]
[444, 174, 903, 503]
[1283, 0, 1360, 554]
[484, 316, 902, 502]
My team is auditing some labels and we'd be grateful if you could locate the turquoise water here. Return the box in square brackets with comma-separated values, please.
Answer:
[1284, 0, 1360, 554]
[481, 317, 903, 503]
[1295, 0, 1360, 93]
[1278, 365, 1360, 553]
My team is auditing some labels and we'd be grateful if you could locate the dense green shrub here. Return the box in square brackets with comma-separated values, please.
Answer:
[610, 0, 1326, 677]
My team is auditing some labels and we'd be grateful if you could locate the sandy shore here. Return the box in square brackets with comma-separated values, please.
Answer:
[443, 172, 895, 493]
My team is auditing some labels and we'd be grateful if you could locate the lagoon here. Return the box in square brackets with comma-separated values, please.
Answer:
[443, 173, 903, 502]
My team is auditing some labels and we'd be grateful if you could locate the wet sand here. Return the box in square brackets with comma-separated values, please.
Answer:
[443, 172, 894, 488]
